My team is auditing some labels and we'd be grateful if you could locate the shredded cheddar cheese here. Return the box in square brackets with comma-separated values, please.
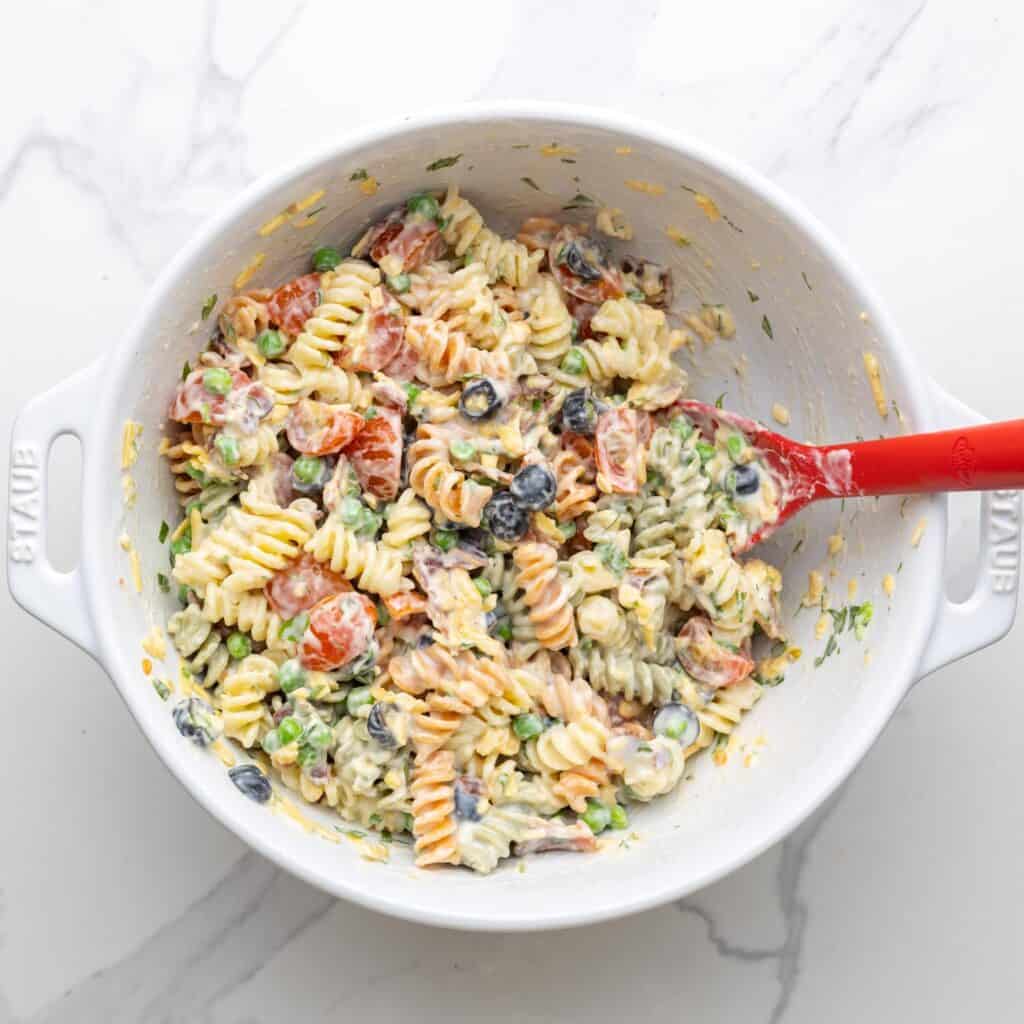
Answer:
[234, 252, 266, 290]
[771, 403, 790, 426]
[694, 193, 721, 221]
[862, 352, 888, 419]
[624, 179, 665, 196]
[911, 518, 927, 548]
[120, 420, 143, 469]
[142, 626, 167, 661]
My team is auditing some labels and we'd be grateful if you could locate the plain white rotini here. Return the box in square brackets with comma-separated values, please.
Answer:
[304, 517, 408, 597]
[439, 186, 543, 287]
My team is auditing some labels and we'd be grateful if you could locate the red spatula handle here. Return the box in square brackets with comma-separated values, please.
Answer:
[824, 420, 1024, 496]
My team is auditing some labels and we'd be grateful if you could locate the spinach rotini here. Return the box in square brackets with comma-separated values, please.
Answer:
[159, 187, 791, 874]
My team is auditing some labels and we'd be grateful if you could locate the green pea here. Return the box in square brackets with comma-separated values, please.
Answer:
[669, 416, 693, 441]
[473, 576, 493, 598]
[256, 329, 286, 358]
[363, 406, 377, 420]
[278, 716, 302, 745]
[387, 273, 411, 293]
[433, 529, 457, 553]
[581, 798, 612, 834]
[727, 433, 744, 460]
[595, 542, 629, 577]
[340, 495, 364, 526]
[494, 620, 512, 642]
[202, 367, 233, 396]
[214, 433, 240, 466]
[404, 383, 422, 404]
[307, 722, 334, 748]
[312, 246, 342, 272]
[609, 804, 629, 830]
[347, 686, 374, 715]
[279, 613, 309, 644]
[293, 455, 323, 485]
[513, 713, 543, 741]
[226, 631, 251, 660]
[278, 658, 307, 694]
[696, 441, 716, 463]
[261, 729, 283, 754]
[358, 507, 383, 538]
[560, 348, 585, 375]
[406, 193, 441, 221]
[449, 439, 477, 461]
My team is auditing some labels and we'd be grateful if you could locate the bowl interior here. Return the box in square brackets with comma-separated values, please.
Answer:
[87, 109, 941, 928]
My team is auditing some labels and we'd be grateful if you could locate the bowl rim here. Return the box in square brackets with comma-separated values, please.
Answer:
[83, 101, 944, 930]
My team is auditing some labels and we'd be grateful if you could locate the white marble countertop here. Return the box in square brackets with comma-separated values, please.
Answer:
[3, 1, 1023, 1021]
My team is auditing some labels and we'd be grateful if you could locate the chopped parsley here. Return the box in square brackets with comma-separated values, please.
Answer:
[747, 289, 760, 303]
[200, 293, 217, 320]
[521, 176, 541, 191]
[156, 572, 170, 593]
[761, 314, 774, 340]
[814, 633, 839, 668]
[426, 154, 462, 171]
[562, 193, 596, 210]
[158, 520, 170, 543]
[801, 270, 813, 291]
[349, 168, 368, 181]
[595, 542, 629, 577]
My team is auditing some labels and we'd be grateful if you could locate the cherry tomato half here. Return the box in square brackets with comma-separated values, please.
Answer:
[299, 591, 377, 671]
[267, 273, 321, 334]
[285, 399, 364, 455]
[370, 220, 445, 272]
[343, 407, 402, 500]
[265, 553, 351, 620]
[677, 616, 754, 688]
[348, 304, 404, 372]
[169, 368, 252, 426]
[595, 408, 644, 495]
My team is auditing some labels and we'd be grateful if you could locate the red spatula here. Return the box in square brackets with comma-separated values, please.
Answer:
[678, 400, 1024, 552]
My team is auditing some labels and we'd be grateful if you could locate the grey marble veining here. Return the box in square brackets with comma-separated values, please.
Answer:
[3, 1, 1023, 1021]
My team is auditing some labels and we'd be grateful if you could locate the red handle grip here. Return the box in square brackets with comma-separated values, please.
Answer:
[825, 420, 1024, 496]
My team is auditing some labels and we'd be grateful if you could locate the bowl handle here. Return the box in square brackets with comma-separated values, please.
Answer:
[916, 380, 1021, 680]
[7, 362, 103, 661]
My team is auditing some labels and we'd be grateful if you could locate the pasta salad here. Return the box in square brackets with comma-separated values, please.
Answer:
[160, 186, 788, 874]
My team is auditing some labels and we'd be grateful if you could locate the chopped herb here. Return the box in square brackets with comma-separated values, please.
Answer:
[715, 392, 726, 409]
[200, 293, 217, 320]
[305, 205, 326, 218]
[801, 270, 812, 291]
[153, 678, 171, 700]
[595, 542, 629, 577]
[627, 289, 645, 302]
[426, 154, 462, 171]
[511, 143, 530, 150]
[747, 290, 760, 303]
[369, 813, 382, 826]
[828, 606, 849, 633]
[851, 602, 873, 640]
[896, 561, 903, 574]
[157, 572, 170, 593]
[521, 176, 541, 191]
[562, 193, 595, 210]
[560, 158, 576, 164]
[404, 382, 421, 404]
[531, 397, 542, 412]
[349, 169, 368, 181]
[899, 497, 910, 518]
[761, 314, 774, 340]
[158, 520, 170, 543]
[341, 829, 367, 839]
[181, 360, 191, 381]
[891, 399, 901, 419]
[814, 633, 839, 668]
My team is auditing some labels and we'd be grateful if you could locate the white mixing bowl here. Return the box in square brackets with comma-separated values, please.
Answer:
[8, 104, 1021, 930]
